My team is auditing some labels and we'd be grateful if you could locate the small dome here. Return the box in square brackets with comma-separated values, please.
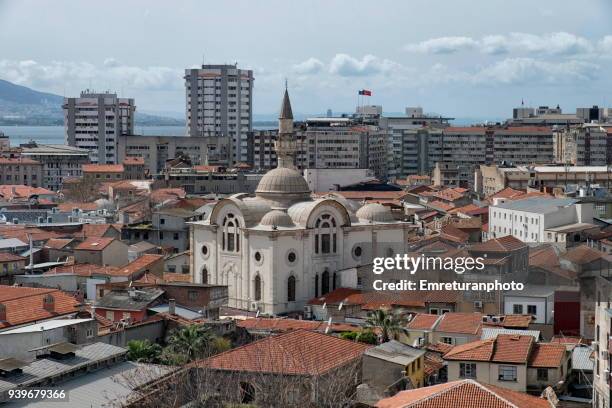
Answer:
[256, 167, 310, 195]
[260, 209, 295, 227]
[356, 203, 395, 223]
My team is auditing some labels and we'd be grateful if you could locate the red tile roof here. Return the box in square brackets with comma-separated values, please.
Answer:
[82, 224, 120, 238]
[444, 335, 533, 364]
[502, 314, 533, 329]
[528, 343, 567, 368]
[562, 244, 608, 265]
[0, 285, 80, 329]
[440, 225, 469, 244]
[82, 164, 124, 173]
[444, 127, 487, 134]
[470, 235, 527, 252]
[407, 314, 441, 330]
[44, 238, 74, 250]
[308, 287, 362, 305]
[431, 188, 469, 202]
[237, 317, 362, 334]
[200, 329, 371, 375]
[0, 253, 25, 263]
[0, 157, 40, 165]
[425, 342, 454, 355]
[436, 313, 482, 335]
[74, 237, 116, 251]
[488, 187, 526, 200]
[375, 379, 552, 408]
[0, 185, 55, 200]
[45, 263, 119, 277]
[115, 254, 164, 278]
[550, 335, 586, 346]
[162, 272, 192, 283]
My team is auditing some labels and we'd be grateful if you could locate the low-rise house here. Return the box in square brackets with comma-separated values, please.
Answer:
[0, 157, 43, 188]
[122, 156, 146, 179]
[526, 342, 569, 393]
[82, 163, 125, 181]
[570, 345, 593, 398]
[444, 334, 534, 391]
[163, 250, 190, 274]
[431, 312, 483, 346]
[81, 223, 122, 239]
[375, 379, 555, 408]
[0, 253, 26, 284]
[44, 238, 78, 263]
[94, 286, 164, 323]
[0, 285, 80, 331]
[128, 241, 159, 262]
[74, 237, 128, 267]
[362, 340, 426, 397]
[0, 238, 28, 254]
[197, 329, 371, 406]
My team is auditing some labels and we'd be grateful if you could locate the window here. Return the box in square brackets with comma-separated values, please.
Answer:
[287, 276, 296, 302]
[527, 305, 537, 315]
[254, 251, 262, 263]
[168, 265, 176, 273]
[201, 266, 208, 284]
[188, 290, 198, 301]
[315, 214, 337, 254]
[160, 218, 165, 225]
[430, 308, 439, 315]
[201, 245, 208, 256]
[106, 310, 113, 320]
[322, 270, 330, 295]
[537, 368, 548, 381]
[498, 365, 517, 381]
[86, 328, 94, 338]
[287, 251, 296, 263]
[173, 232, 179, 240]
[254, 275, 262, 301]
[353, 246, 362, 258]
[441, 337, 453, 345]
[222, 213, 240, 252]
[513, 304, 523, 314]
[459, 363, 476, 379]
[315, 274, 319, 298]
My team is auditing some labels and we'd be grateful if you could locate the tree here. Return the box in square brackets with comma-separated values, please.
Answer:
[365, 309, 405, 343]
[163, 324, 216, 364]
[127, 339, 162, 363]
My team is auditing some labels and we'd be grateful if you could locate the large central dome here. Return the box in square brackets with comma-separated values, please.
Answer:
[255, 167, 311, 208]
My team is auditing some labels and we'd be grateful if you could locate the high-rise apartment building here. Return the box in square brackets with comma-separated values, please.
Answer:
[184, 64, 253, 164]
[250, 118, 388, 180]
[554, 123, 612, 166]
[63, 91, 135, 164]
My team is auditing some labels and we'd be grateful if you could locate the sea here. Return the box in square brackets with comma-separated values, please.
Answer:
[0, 125, 275, 146]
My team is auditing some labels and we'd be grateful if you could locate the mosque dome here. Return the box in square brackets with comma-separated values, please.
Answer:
[356, 203, 395, 223]
[260, 209, 295, 228]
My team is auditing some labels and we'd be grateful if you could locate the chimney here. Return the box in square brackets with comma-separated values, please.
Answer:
[0, 303, 6, 322]
[168, 298, 176, 315]
[42, 294, 55, 312]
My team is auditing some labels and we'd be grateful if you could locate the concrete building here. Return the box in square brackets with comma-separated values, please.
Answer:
[19, 143, 90, 191]
[64, 91, 135, 164]
[488, 197, 595, 245]
[250, 119, 388, 180]
[476, 164, 612, 197]
[554, 123, 612, 166]
[0, 157, 42, 188]
[592, 292, 611, 408]
[185, 64, 253, 164]
[435, 126, 554, 188]
[303, 168, 376, 192]
[118, 134, 229, 175]
[73, 237, 129, 267]
[160, 164, 262, 195]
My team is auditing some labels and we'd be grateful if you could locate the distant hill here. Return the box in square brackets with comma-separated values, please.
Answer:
[0, 79, 184, 126]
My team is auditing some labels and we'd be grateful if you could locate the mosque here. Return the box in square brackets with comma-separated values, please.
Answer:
[190, 88, 413, 314]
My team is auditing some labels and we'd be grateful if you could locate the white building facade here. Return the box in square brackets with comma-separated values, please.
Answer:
[190, 90, 412, 315]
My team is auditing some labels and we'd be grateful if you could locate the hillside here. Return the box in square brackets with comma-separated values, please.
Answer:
[0, 79, 184, 126]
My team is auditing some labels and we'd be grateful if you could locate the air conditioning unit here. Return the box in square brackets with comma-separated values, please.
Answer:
[474, 301, 483, 309]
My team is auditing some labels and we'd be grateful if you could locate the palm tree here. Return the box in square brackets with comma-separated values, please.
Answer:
[165, 324, 215, 364]
[365, 309, 405, 343]
[127, 339, 162, 363]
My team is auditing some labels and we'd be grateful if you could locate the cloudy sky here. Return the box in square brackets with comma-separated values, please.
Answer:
[1, 0, 611, 119]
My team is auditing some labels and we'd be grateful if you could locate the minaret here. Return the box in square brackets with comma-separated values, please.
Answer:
[275, 83, 297, 169]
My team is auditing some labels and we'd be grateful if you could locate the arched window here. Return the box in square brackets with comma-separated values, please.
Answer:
[333, 272, 337, 291]
[315, 274, 319, 298]
[287, 276, 296, 302]
[314, 214, 337, 254]
[201, 266, 208, 284]
[222, 213, 240, 252]
[254, 275, 262, 301]
[322, 270, 330, 295]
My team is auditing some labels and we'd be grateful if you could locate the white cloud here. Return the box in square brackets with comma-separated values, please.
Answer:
[472, 57, 598, 85]
[404, 36, 478, 54]
[405, 32, 596, 56]
[0, 59, 182, 92]
[328, 54, 400, 76]
[292, 57, 324, 74]
[598, 36, 612, 53]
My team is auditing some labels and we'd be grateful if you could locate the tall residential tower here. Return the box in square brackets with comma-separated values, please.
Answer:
[63, 91, 135, 164]
[184, 64, 253, 164]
